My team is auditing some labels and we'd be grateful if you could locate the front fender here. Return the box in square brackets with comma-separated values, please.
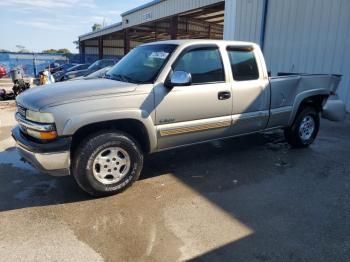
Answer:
[62, 109, 157, 152]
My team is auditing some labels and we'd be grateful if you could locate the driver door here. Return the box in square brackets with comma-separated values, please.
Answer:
[154, 45, 233, 149]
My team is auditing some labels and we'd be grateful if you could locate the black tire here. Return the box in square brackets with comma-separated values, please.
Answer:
[284, 106, 320, 148]
[72, 131, 143, 197]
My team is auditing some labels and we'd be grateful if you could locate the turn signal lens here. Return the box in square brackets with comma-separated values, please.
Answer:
[39, 131, 58, 140]
[27, 129, 57, 140]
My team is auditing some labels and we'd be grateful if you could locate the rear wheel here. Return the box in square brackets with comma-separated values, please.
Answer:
[72, 131, 143, 196]
[284, 106, 320, 148]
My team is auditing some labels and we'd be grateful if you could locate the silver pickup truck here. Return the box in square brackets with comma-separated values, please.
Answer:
[12, 40, 345, 196]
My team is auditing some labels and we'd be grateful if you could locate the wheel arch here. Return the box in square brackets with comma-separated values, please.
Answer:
[62, 109, 157, 153]
[70, 118, 153, 159]
[288, 90, 329, 126]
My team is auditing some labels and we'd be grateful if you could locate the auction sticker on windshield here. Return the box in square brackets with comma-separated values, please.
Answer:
[149, 51, 169, 59]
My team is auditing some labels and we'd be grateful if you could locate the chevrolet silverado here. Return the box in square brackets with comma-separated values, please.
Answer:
[12, 40, 346, 196]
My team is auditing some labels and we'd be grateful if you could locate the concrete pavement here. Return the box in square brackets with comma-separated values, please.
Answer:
[0, 104, 349, 261]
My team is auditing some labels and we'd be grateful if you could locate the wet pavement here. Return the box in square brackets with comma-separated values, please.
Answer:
[0, 104, 349, 261]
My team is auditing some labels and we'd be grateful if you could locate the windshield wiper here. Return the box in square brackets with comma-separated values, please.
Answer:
[106, 73, 138, 83]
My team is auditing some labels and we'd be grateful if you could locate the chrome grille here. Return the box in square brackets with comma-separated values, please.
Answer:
[17, 104, 26, 118]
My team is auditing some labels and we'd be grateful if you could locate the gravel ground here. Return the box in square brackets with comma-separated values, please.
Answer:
[0, 105, 349, 262]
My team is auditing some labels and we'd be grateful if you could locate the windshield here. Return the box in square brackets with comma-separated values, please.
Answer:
[88, 60, 102, 70]
[106, 44, 177, 84]
[68, 64, 85, 72]
[62, 64, 75, 70]
[86, 66, 112, 78]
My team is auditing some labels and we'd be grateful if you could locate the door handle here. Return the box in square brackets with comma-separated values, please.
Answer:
[218, 91, 231, 100]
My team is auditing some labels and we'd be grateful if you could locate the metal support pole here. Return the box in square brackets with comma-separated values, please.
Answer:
[170, 16, 178, 40]
[260, 0, 269, 51]
[98, 37, 103, 59]
[155, 22, 157, 41]
[123, 29, 130, 55]
[32, 54, 37, 77]
[79, 41, 85, 63]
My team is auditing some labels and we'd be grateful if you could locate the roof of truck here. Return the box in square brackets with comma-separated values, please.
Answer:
[141, 39, 258, 47]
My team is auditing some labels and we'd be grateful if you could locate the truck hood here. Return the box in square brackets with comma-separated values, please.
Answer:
[16, 78, 137, 110]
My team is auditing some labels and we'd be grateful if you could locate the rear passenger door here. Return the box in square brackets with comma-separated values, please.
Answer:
[226, 46, 270, 134]
[155, 45, 233, 149]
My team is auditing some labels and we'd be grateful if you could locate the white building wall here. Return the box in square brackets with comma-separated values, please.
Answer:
[264, 0, 350, 111]
[224, 0, 263, 44]
[224, 0, 350, 111]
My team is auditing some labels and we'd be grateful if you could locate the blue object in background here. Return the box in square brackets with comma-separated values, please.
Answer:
[0, 52, 80, 77]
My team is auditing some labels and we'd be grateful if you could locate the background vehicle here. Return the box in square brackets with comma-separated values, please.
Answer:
[0, 64, 7, 78]
[45, 62, 61, 74]
[55, 64, 90, 82]
[57, 63, 77, 73]
[53, 63, 84, 82]
[64, 59, 117, 81]
[12, 40, 345, 197]
[72, 66, 112, 81]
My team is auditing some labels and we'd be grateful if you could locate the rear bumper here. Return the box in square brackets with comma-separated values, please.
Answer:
[322, 97, 346, 121]
[12, 125, 71, 176]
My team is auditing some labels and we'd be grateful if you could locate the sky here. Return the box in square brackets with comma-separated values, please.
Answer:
[0, 0, 150, 53]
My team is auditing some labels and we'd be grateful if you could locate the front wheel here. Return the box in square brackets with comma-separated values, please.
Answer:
[284, 106, 320, 148]
[72, 131, 144, 196]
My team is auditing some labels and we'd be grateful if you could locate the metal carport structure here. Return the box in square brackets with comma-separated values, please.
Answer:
[78, 0, 225, 63]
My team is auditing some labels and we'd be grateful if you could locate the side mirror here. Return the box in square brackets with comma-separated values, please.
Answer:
[170, 71, 192, 87]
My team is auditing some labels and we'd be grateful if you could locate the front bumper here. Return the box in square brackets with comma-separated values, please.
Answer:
[12, 125, 71, 176]
[322, 97, 346, 121]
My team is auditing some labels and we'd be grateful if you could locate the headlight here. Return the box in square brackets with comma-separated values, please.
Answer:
[26, 110, 55, 123]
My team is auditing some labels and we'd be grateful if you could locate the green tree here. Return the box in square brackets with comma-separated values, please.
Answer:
[57, 48, 71, 54]
[42, 48, 71, 54]
[73, 40, 79, 50]
[92, 23, 102, 32]
[42, 49, 57, 54]
[16, 45, 30, 53]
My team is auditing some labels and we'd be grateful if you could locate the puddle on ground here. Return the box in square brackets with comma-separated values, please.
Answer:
[0, 147, 34, 171]
[15, 180, 58, 200]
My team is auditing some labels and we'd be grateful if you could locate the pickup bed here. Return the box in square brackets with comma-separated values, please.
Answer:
[12, 40, 346, 196]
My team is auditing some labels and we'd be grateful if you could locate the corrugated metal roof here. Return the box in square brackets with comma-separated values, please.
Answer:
[79, 0, 165, 40]
[122, 0, 224, 28]
[121, 0, 165, 16]
[79, 0, 223, 40]
[79, 22, 123, 41]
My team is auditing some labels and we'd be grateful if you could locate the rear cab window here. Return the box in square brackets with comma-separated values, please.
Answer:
[226, 46, 259, 81]
[173, 45, 225, 84]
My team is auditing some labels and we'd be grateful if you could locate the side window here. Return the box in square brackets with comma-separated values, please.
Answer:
[173, 47, 225, 84]
[227, 48, 259, 81]
[104, 60, 114, 66]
